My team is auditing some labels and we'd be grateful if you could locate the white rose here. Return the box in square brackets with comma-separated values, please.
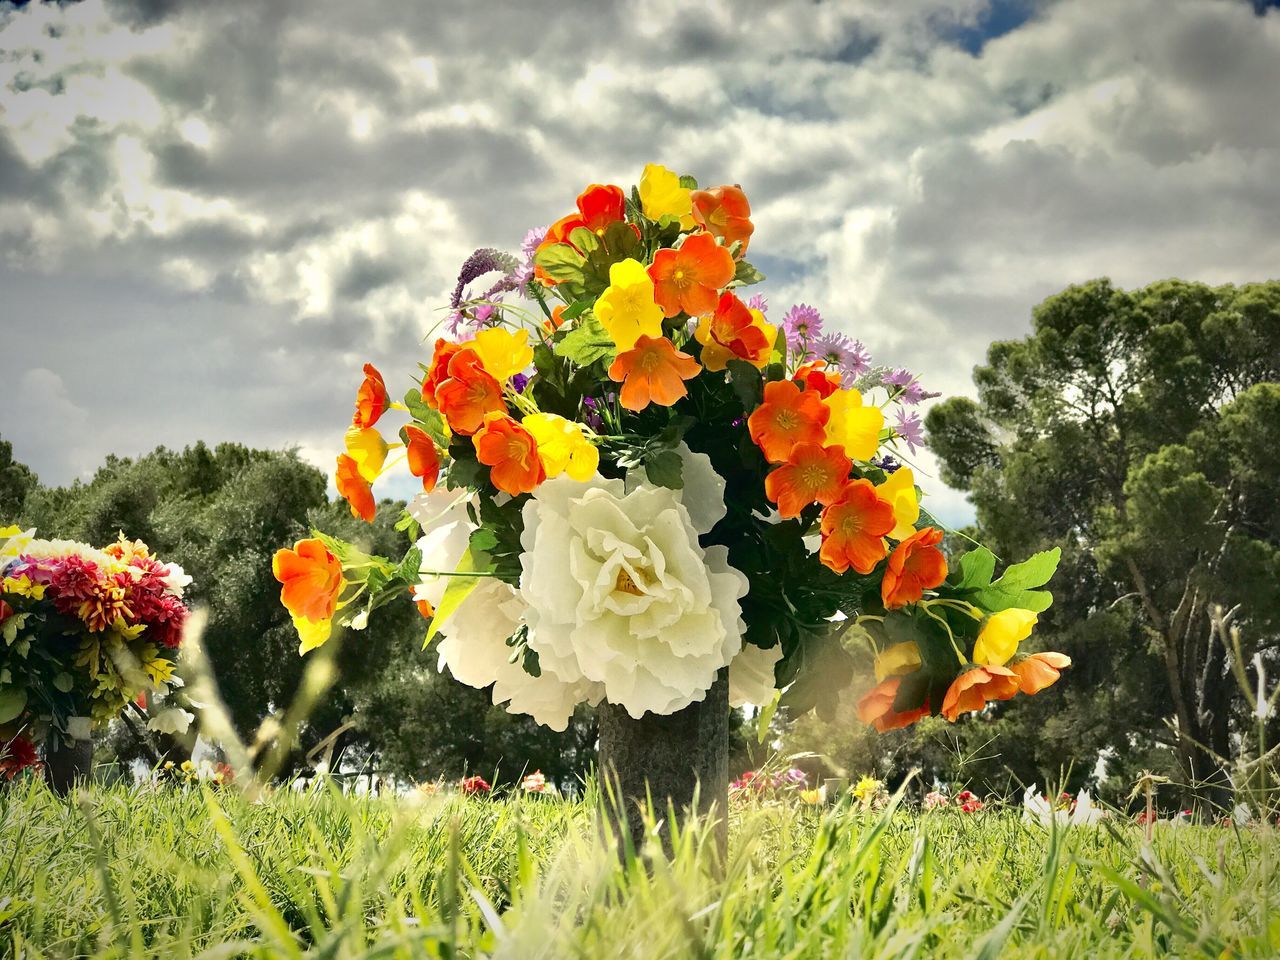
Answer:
[438, 578, 599, 732]
[411, 490, 474, 610]
[728, 642, 783, 708]
[159, 562, 193, 597]
[519, 473, 748, 719]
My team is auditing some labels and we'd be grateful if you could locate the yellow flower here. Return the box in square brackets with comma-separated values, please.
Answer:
[292, 614, 332, 655]
[472, 327, 534, 382]
[638, 163, 694, 228]
[2, 574, 45, 600]
[799, 788, 823, 805]
[0, 526, 34, 565]
[594, 258, 664, 351]
[973, 608, 1038, 667]
[852, 775, 884, 804]
[874, 641, 921, 682]
[344, 425, 390, 483]
[522, 413, 599, 482]
[822, 388, 884, 461]
[876, 467, 920, 540]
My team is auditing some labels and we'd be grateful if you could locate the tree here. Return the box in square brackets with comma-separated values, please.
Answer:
[927, 278, 1280, 807]
[0, 437, 37, 520]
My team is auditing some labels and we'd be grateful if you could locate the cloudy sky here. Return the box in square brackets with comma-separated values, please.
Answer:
[3, 0, 1279, 525]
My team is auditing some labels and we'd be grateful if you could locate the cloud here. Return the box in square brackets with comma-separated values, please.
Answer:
[1, 0, 1278, 531]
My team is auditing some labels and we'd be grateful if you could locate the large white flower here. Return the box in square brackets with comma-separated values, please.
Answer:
[519, 472, 749, 719]
[438, 577, 599, 731]
[410, 490, 474, 610]
[729, 642, 783, 708]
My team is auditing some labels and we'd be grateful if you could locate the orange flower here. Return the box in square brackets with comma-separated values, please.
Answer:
[415, 598, 435, 620]
[404, 425, 440, 492]
[434, 349, 506, 436]
[819, 479, 896, 574]
[648, 232, 735, 318]
[474, 412, 546, 495]
[607, 335, 701, 411]
[353, 363, 388, 428]
[1009, 652, 1072, 695]
[544, 304, 569, 333]
[881, 526, 947, 609]
[691, 184, 754, 253]
[857, 677, 931, 732]
[764, 442, 851, 519]
[335, 454, 376, 522]
[793, 361, 840, 399]
[941, 664, 1020, 721]
[272, 537, 343, 623]
[422, 339, 463, 408]
[747, 379, 829, 464]
[694, 291, 777, 371]
[533, 184, 629, 284]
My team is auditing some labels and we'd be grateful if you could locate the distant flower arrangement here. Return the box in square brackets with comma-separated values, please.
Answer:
[271, 165, 1069, 731]
[0, 526, 192, 776]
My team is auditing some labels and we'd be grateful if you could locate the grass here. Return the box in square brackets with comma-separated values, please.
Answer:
[1, 778, 1278, 958]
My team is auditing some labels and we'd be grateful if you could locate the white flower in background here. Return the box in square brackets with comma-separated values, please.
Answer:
[158, 562, 193, 597]
[1023, 784, 1106, 826]
[520, 473, 749, 719]
[411, 490, 474, 611]
[437, 577, 599, 731]
[729, 642, 782, 708]
[147, 706, 195, 736]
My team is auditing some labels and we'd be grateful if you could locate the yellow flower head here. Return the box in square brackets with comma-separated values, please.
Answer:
[344, 425, 390, 483]
[874, 640, 921, 683]
[876, 467, 920, 541]
[2, 574, 46, 600]
[0, 526, 34, 566]
[822, 388, 884, 461]
[522, 413, 599, 482]
[594, 258, 664, 351]
[292, 613, 333, 655]
[973, 608, 1038, 667]
[472, 327, 534, 382]
[852, 775, 884, 804]
[638, 163, 694, 228]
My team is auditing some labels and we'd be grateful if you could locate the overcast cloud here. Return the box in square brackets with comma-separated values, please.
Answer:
[2, 0, 1279, 524]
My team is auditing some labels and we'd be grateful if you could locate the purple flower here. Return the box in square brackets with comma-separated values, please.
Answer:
[510, 373, 529, 393]
[885, 367, 914, 388]
[781, 303, 823, 351]
[582, 396, 604, 433]
[450, 248, 518, 310]
[811, 332, 872, 385]
[894, 410, 925, 455]
[871, 454, 901, 474]
[746, 293, 769, 314]
[886, 367, 941, 406]
[520, 226, 546, 261]
[446, 247, 521, 333]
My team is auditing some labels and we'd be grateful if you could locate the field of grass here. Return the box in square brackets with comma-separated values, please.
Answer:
[1, 777, 1277, 959]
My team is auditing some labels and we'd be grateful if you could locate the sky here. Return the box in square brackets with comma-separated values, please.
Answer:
[2, 0, 1279, 527]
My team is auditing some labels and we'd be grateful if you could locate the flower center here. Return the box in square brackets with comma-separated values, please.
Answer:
[614, 567, 646, 597]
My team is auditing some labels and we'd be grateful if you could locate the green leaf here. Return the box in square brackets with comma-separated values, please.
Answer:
[567, 226, 602, 255]
[0, 685, 26, 724]
[993, 547, 1061, 591]
[422, 549, 493, 650]
[556, 316, 616, 367]
[644, 449, 684, 490]
[394, 509, 421, 540]
[468, 528, 498, 556]
[756, 689, 781, 745]
[396, 546, 423, 584]
[731, 258, 765, 287]
[534, 242, 587, 297]
[969, 547, 1061, 613]
[403, 390, 449, 448]
[953, 546, 997, 590]
[558, 299, 593, 322]
[53, 672, 74, 693]
[678, 174, 699, 190]
[726, 359, 764, 410]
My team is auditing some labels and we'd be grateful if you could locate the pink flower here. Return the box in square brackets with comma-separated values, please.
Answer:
[459, 775, 491, 795]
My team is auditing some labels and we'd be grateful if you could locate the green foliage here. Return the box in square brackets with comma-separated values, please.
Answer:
[1, 781, 1277, 958]
[926, 278, 1280, 801]
[0, 436, 37, 520]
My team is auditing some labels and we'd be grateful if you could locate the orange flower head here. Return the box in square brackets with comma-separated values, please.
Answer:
[691, 184, 754, 253]
[422, 339, 463, 408]
[1009, 652, 1072, 695]
[576, 183, 627, 234]
[608, 334, 702, 411]
[474, 412, 546, 496]
[434, 349, 506, 436]
[881, 526, 947, 608]
[353, 363, 388, 428]
[272, 537, 343, 624]
[415, 598, 435, 620]
[748, 379, 830, 464]
[941, 664, 1020, 721]
[819, 479, 896, 574]
[404, 425, 440, 492]
[764, 442, 851, 519]
[533, 212, 587, 284]
[335, 454, 376, 522]
[648, 232, 735, 318]
[545, 304, 569, 334]
[857, 677, 931, 732]
[793, 361, 841, 399]
[694, 291, 777, 371]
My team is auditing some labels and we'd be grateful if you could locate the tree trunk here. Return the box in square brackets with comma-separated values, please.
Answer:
[596, 669, 729, 862]
[44, 736, 93, 795]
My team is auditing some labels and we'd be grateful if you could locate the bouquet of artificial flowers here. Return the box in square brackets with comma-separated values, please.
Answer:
[0, 525, 192, 775]
[272, 164, 1070, 733]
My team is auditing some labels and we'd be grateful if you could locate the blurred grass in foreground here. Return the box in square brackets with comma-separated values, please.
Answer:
[1, 777, 1278, 959]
